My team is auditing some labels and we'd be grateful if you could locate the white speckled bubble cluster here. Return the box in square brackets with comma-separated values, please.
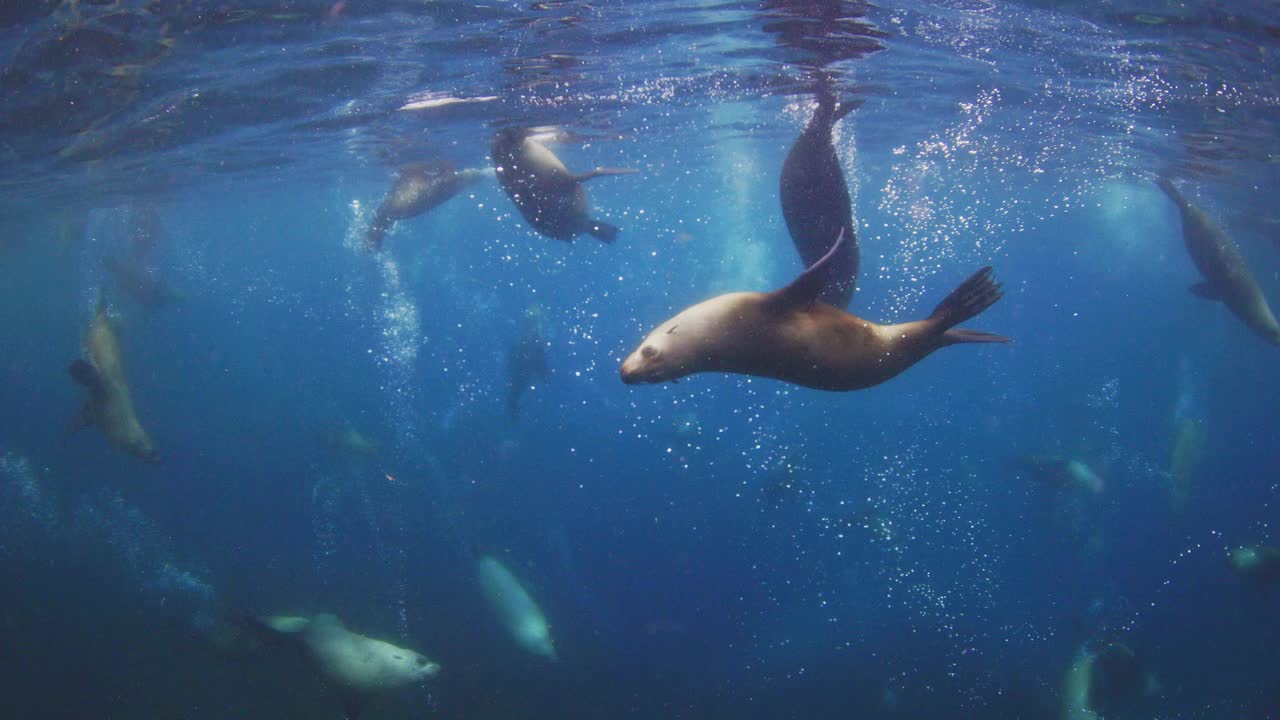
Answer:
[0, 450, 217, 628]
[341, 200, 417, 637]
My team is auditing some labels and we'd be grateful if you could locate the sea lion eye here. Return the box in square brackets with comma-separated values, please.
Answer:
[666, 324, 679, 335]
[641, 346, 658, 359]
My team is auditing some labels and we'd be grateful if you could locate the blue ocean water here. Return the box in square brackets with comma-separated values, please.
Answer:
[1, 1, 1278, 718]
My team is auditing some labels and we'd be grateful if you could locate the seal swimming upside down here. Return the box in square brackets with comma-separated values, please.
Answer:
[620, 231, 1009, 391]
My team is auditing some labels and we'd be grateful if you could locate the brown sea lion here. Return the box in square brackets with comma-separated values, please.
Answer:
[364, 160, 489, 251]
[1157, 178, 1280, 345]
[491, 127, 635, 243]
[779, 88, 860, 308]
[620, 231, 1008, 390]
[67, 296, 158, 462]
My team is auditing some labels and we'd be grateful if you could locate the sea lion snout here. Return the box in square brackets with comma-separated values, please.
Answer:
[620, 344, 665, 384]
[619, 362, 644, 384]
[415, 655, 441, 678]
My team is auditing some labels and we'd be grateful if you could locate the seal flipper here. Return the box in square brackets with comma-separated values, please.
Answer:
[69, 359, 108, 399]
[1190, 281, 1223, 301]
[768, 228, 846, 311]
[929, 267, 1010, 345]
[586, 220, 619, 244]
[572, 167, 638, 183]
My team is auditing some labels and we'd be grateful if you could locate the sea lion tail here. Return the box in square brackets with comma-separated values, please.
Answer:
[929, 266, 1010, 345]
[587, 220, 619, 244]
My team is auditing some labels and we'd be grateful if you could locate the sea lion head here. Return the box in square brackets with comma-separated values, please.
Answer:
[398, 650, 441, 680]
[620, 321, 691, 385]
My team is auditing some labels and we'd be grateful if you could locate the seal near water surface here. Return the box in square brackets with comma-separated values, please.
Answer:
[491, 127, 635, 243]
[1156, 177, 1280, 345]
[364, 160, 489, 251]
[67, 295, 158, 462]
[780, 88, 861, 308]
[620, 231, 1008, 391]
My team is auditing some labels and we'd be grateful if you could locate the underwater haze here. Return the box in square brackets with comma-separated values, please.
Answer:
[2, 1, 1279, 718]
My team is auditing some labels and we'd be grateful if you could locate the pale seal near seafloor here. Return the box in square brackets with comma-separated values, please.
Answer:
[476, 555, 558, 661]
[620, 231, 1008, 391]
[255, 613, 440, 719]
[1157, 177, 1280, 345]
[490, 127, 635, 243]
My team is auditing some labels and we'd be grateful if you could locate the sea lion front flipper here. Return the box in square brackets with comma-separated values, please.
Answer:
[571, 167, 638, 183]
[68, 359, 108, 399]
[768, 228, 846, 311]
[1190, 281, 1222, 301]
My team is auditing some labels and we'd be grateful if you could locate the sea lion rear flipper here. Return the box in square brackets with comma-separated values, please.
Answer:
[929, 267, 1011, 345]
[572, 167, 638, 183]
[768, 228, 846, 311]
[1190, 281, 1222, 301]
[587, 221, 619, 244]
[68, 359, 108, 399]
[942, 328, 1010, 345]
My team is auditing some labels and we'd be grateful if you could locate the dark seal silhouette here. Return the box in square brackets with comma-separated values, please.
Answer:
[491, 128, 634, 243]
[1157, 177, 1280, 345]
[780, 89, 860, 308]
